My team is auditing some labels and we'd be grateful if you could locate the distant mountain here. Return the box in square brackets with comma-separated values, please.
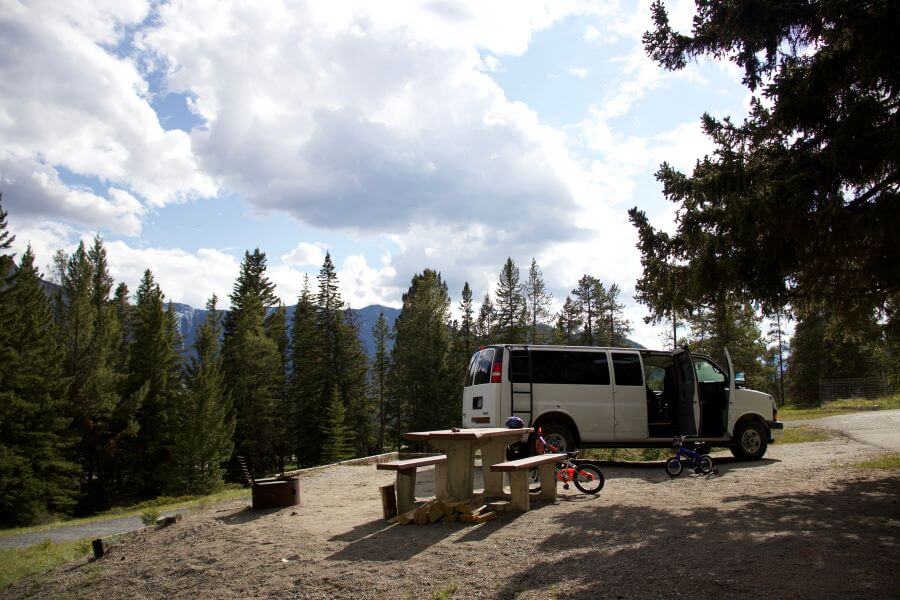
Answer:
[168, 302, 401, 357]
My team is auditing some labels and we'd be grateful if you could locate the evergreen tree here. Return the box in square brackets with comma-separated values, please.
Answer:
[0, 247, 75, 525]
[634, 0, 898, 321]
[223, 250, 280, 471]
[458, 282, 474, 358]
[59, 240, 138, 509]
[494, 258, 527, 343]
[475, 291, 496, 344]
[265, 302, 290, 469]
[124, 270, 184, 495]
[171, 295, 233, 494]
[321, 387, 354, 463]
[766, 309, 790, 405]
[288, 276, 322, 466]
[524, 259, 552, 344]
[392, 270, 457, 435]
[683, 298, 770, 390]
[370, 311, 390, 452]
[572, 275, 605, 346]
[553, 296, 582, 345]
[340, 308, 372, 457]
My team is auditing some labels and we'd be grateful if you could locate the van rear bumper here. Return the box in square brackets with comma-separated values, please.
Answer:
[768, 420, 784, 442]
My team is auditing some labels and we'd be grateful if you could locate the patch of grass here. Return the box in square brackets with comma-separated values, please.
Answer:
[581, 447, 674, 462]
[778, 425, 833, 444]
[852, 453, 900, 470]
[433, 582, 458, 600]
[0, 484, 249, 540]
[0, 537, 93, 590]
[779, 394, 900, 421]
[139, 508, 161, 527]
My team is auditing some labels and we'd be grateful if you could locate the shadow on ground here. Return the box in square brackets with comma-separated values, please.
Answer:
[494, 475, 900, 599]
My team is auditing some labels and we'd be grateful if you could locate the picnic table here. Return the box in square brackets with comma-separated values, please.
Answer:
[404, 427, 533, 501]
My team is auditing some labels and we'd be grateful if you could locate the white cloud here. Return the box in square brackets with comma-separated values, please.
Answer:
[280, 242, 326, 267]
[567, 66, 589, 78]
[0, 0, 217, 214]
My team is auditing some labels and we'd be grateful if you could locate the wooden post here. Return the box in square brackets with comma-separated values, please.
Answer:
[536, 463, 557, 501]
[480, 440, 507, 497]
[508, 471, 530, 511]
[380, 484, 398, 520]
[433, 440, 475, 501]
[91, 539, 104, 559]
[395, 469, 417, 514]
[434, 462, 450, 500]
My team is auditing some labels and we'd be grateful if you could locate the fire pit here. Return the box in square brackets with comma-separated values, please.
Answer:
[251, 476, 301, 510]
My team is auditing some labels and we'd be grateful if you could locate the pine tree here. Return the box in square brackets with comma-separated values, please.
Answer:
[0, 247, 75, 525]
[124, 270, 184, 495]
[265, 302, 290, 469]
[59, 239, 138, 509]
[766, 309, 790, 405]
[571, 275, 605, 346]
[494, 258, 527, 343]
[171, 295, 233, 494]
[341, 309, 372, 457]
[392, 270, 457, 434]
[458, 282, 474, 358]
[553, 296, 582, 345]
[321, 387, 354, 463]
[288, 276, 322, 466]
[524, 259, 552, 344]
[475, 292, 496, 344]
[370, 311, 390, 452]
[223, 250, 280, 471]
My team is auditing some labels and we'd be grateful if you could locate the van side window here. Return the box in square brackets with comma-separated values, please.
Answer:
[612, 353, 643, 386]
[522, 351, 609, 385]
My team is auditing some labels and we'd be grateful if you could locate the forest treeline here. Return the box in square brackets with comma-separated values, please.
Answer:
[0, 199, 638, 526]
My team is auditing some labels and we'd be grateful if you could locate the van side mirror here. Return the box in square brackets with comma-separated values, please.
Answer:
[734, 372, 745, 388]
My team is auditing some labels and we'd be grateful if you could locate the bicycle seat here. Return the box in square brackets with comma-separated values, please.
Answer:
[566, 451, 578, 459]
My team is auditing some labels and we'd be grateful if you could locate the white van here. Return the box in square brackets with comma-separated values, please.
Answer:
[461, 344, 783, 460]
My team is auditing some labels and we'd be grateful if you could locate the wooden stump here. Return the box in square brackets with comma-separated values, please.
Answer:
[380, 484, 398, 520]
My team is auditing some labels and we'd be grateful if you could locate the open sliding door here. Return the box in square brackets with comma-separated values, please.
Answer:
[673, 348, 700, 437]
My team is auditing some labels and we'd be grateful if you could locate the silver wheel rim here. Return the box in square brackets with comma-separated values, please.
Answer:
[543, 432, 568, 453]
[741, 429, 762, 454]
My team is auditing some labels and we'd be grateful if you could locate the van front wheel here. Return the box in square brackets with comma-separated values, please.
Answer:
[538, 423, 574, 454]
[730, 421, 768, 461]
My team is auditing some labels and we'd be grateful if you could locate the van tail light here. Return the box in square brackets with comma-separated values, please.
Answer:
[490, 364, 502, 383]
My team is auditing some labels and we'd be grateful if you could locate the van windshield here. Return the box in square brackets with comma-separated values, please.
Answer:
[464, 348, 495, 387]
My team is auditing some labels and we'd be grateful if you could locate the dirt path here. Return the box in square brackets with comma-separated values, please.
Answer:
[6, 437, 898, 600]
[788, 409, 900, 451]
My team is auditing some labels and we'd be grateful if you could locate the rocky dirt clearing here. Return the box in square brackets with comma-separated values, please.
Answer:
[5, 436, 898, 600]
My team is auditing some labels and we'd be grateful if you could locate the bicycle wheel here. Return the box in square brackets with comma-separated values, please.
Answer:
[665, 457, 683, 477]
[699, 455, 715, 474]
[572, 464, 605, 494]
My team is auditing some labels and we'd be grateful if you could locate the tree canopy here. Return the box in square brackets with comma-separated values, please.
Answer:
[631, 0, 898, 322]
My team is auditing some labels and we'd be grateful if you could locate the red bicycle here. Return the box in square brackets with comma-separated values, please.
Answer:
[530, 427, 605, 494]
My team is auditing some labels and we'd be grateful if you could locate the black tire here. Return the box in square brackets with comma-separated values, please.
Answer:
[730, 421, 768, 461]
[572, 464, 604, 494]
[665, 457, 683, 477]
[528, 467, 542, 492]
[537, 422, 575, 455]
[699, 455, 714, 474]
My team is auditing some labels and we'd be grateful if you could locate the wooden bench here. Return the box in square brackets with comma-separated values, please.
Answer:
[490, 453, 566, 511]
[377, 455, 448, 513]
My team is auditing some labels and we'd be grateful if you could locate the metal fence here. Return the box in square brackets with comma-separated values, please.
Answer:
[818, 377, 897, 405]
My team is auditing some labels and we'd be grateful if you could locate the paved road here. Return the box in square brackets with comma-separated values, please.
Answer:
[0, 500, 248, 550]
[788, 409, 900, 451]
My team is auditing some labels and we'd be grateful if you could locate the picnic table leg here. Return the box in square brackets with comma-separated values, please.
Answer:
[480, 440, 508, 497]
[431, 440, 475, 501]
[395, 469, 417, 514]
[508, 471, 530, 511]
[536, 463, 557, 502]
[434, 461, 450, 500]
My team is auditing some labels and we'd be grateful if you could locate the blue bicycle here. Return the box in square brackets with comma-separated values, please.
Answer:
[665, 436, 717, 476]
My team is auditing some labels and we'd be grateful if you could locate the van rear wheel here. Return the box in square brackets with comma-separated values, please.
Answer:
[537, 423, 574, 454]
[730, 421, 767, 461]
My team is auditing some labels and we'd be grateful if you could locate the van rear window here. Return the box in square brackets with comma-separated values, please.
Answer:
[465, 348, 495, 387]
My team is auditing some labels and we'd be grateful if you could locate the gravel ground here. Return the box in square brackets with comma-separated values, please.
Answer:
[5, 436, 899, 600]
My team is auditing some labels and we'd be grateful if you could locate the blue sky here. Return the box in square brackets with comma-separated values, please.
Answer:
[0, 0, 753, 346]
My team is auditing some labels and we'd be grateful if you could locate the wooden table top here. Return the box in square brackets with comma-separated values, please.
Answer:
[404, 427, 533, 442]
